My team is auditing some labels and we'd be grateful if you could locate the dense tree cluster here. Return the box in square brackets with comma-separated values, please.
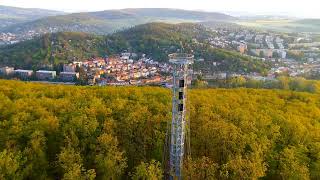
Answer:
[202, 76, 320, 94]
[188, 88, 320, 179]
[200, 76, 320, 93]
[0, 79, 319, 179]
[0, 32, 107, 69]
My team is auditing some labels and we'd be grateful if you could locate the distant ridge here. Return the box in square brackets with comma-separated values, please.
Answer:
[1, 8, 236, 35]
[97, 8, 237, 21]
[0, 5, 64, 16]
[0, 5, 65, 29]
[294, 19, 320, 26]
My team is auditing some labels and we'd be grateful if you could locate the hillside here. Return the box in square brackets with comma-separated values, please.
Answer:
[0, 5, 64, 30]
[1, 8, 236, 35]
[0, 23, 269, 73]
[111, 23, 270, 73]
[0, 32, 106, 68]
[0, 79, 319, 179]
[109, 23, 215, 59]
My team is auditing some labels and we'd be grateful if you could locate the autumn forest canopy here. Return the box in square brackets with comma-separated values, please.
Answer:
[0, 79, 319, 179]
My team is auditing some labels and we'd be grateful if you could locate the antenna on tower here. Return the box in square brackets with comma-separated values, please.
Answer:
[164, 53, 194, 180]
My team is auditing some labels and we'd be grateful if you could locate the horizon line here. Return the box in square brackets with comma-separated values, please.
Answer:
[0, 4, 318, 19]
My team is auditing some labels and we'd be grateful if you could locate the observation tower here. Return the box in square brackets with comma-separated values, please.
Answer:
[167, 53, 194, 180]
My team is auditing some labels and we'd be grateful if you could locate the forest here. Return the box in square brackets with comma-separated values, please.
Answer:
[0, 23, 270, 73]
[194, 76, 320, 94]
[0, 79, 319, 179]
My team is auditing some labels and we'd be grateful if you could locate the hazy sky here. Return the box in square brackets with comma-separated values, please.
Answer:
[1, 0, 319, 18]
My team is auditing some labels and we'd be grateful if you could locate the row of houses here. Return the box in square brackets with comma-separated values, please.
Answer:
[0, 67, 79, 81]
[250, 49, 287, 59]
[74, 55, 167, 85]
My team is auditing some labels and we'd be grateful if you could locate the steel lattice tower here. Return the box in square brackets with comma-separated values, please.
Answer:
[168, 53, 194, 180]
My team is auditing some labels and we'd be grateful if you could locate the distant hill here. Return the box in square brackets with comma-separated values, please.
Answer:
[1, 8, 236, 35]
[199, 21, 244, 29]
[0, 5, 64, 30]
[294, 19, 320, 26]
[111, 23, 269, 73]
[236, 18, 320, 33]
[112, 8, 236, 21]
[111, 22, 216, 58]
[0, 22, 269, 73]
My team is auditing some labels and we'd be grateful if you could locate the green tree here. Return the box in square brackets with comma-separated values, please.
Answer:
[259, 50, 265, 58]
[278, 147, 310, 180]
[58, 147, 96, 180]
[183, 157, 218, 180]
[272, 51, 280, 59]
[278, 76, 289, 90]
[0, 149, 25, 179]
[193, 79, 208, 88]
[22, 131, 49, 178]
[95, 133, 127, 179]
[77, 67, 88, 85]
[131, 160, 163, 180]
[228, 76, 246, 88]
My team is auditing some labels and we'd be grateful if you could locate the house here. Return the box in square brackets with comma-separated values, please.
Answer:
[121, 55, 130, 61]
[107, 57, 119, 65]
[238, 43, 247, 54]
[203, 73, 227, 80]
[36, 70, 56, 80]
[88, 74, 100, 85]
[145, 76, 162, 84]
[60, 72, 79, 82]
[14, 69, 33, 79]
[252, 49, 273, 58]
[133, 72, 141, 78]
[0, 66, 14, 76]
[72, 61, 83, 67]
[275, 50, 287, 59]
[63, 64, 76, 72]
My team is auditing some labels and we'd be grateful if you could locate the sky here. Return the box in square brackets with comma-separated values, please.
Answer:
[1, 0, 319, 18]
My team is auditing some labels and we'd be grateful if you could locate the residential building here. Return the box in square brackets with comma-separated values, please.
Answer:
[73, 61, 83, 67]
[63, 64, 76, 72]
[36, 70, 56, 80]
[59, 72, 79, 82]
[276, 50, 287, 59]
[0, 66, 14, 76]
[14, 69, 33, 79]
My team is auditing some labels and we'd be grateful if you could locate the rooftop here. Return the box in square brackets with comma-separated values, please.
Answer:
[15, 69, 33, 72]
[60, 72, 78, 74]
[36, 70, 56, 73]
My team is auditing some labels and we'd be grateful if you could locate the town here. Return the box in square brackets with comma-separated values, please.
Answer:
[0, 52, 174, 86]
[200, 26, 320, 80]
[1, 26, 320, 85]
